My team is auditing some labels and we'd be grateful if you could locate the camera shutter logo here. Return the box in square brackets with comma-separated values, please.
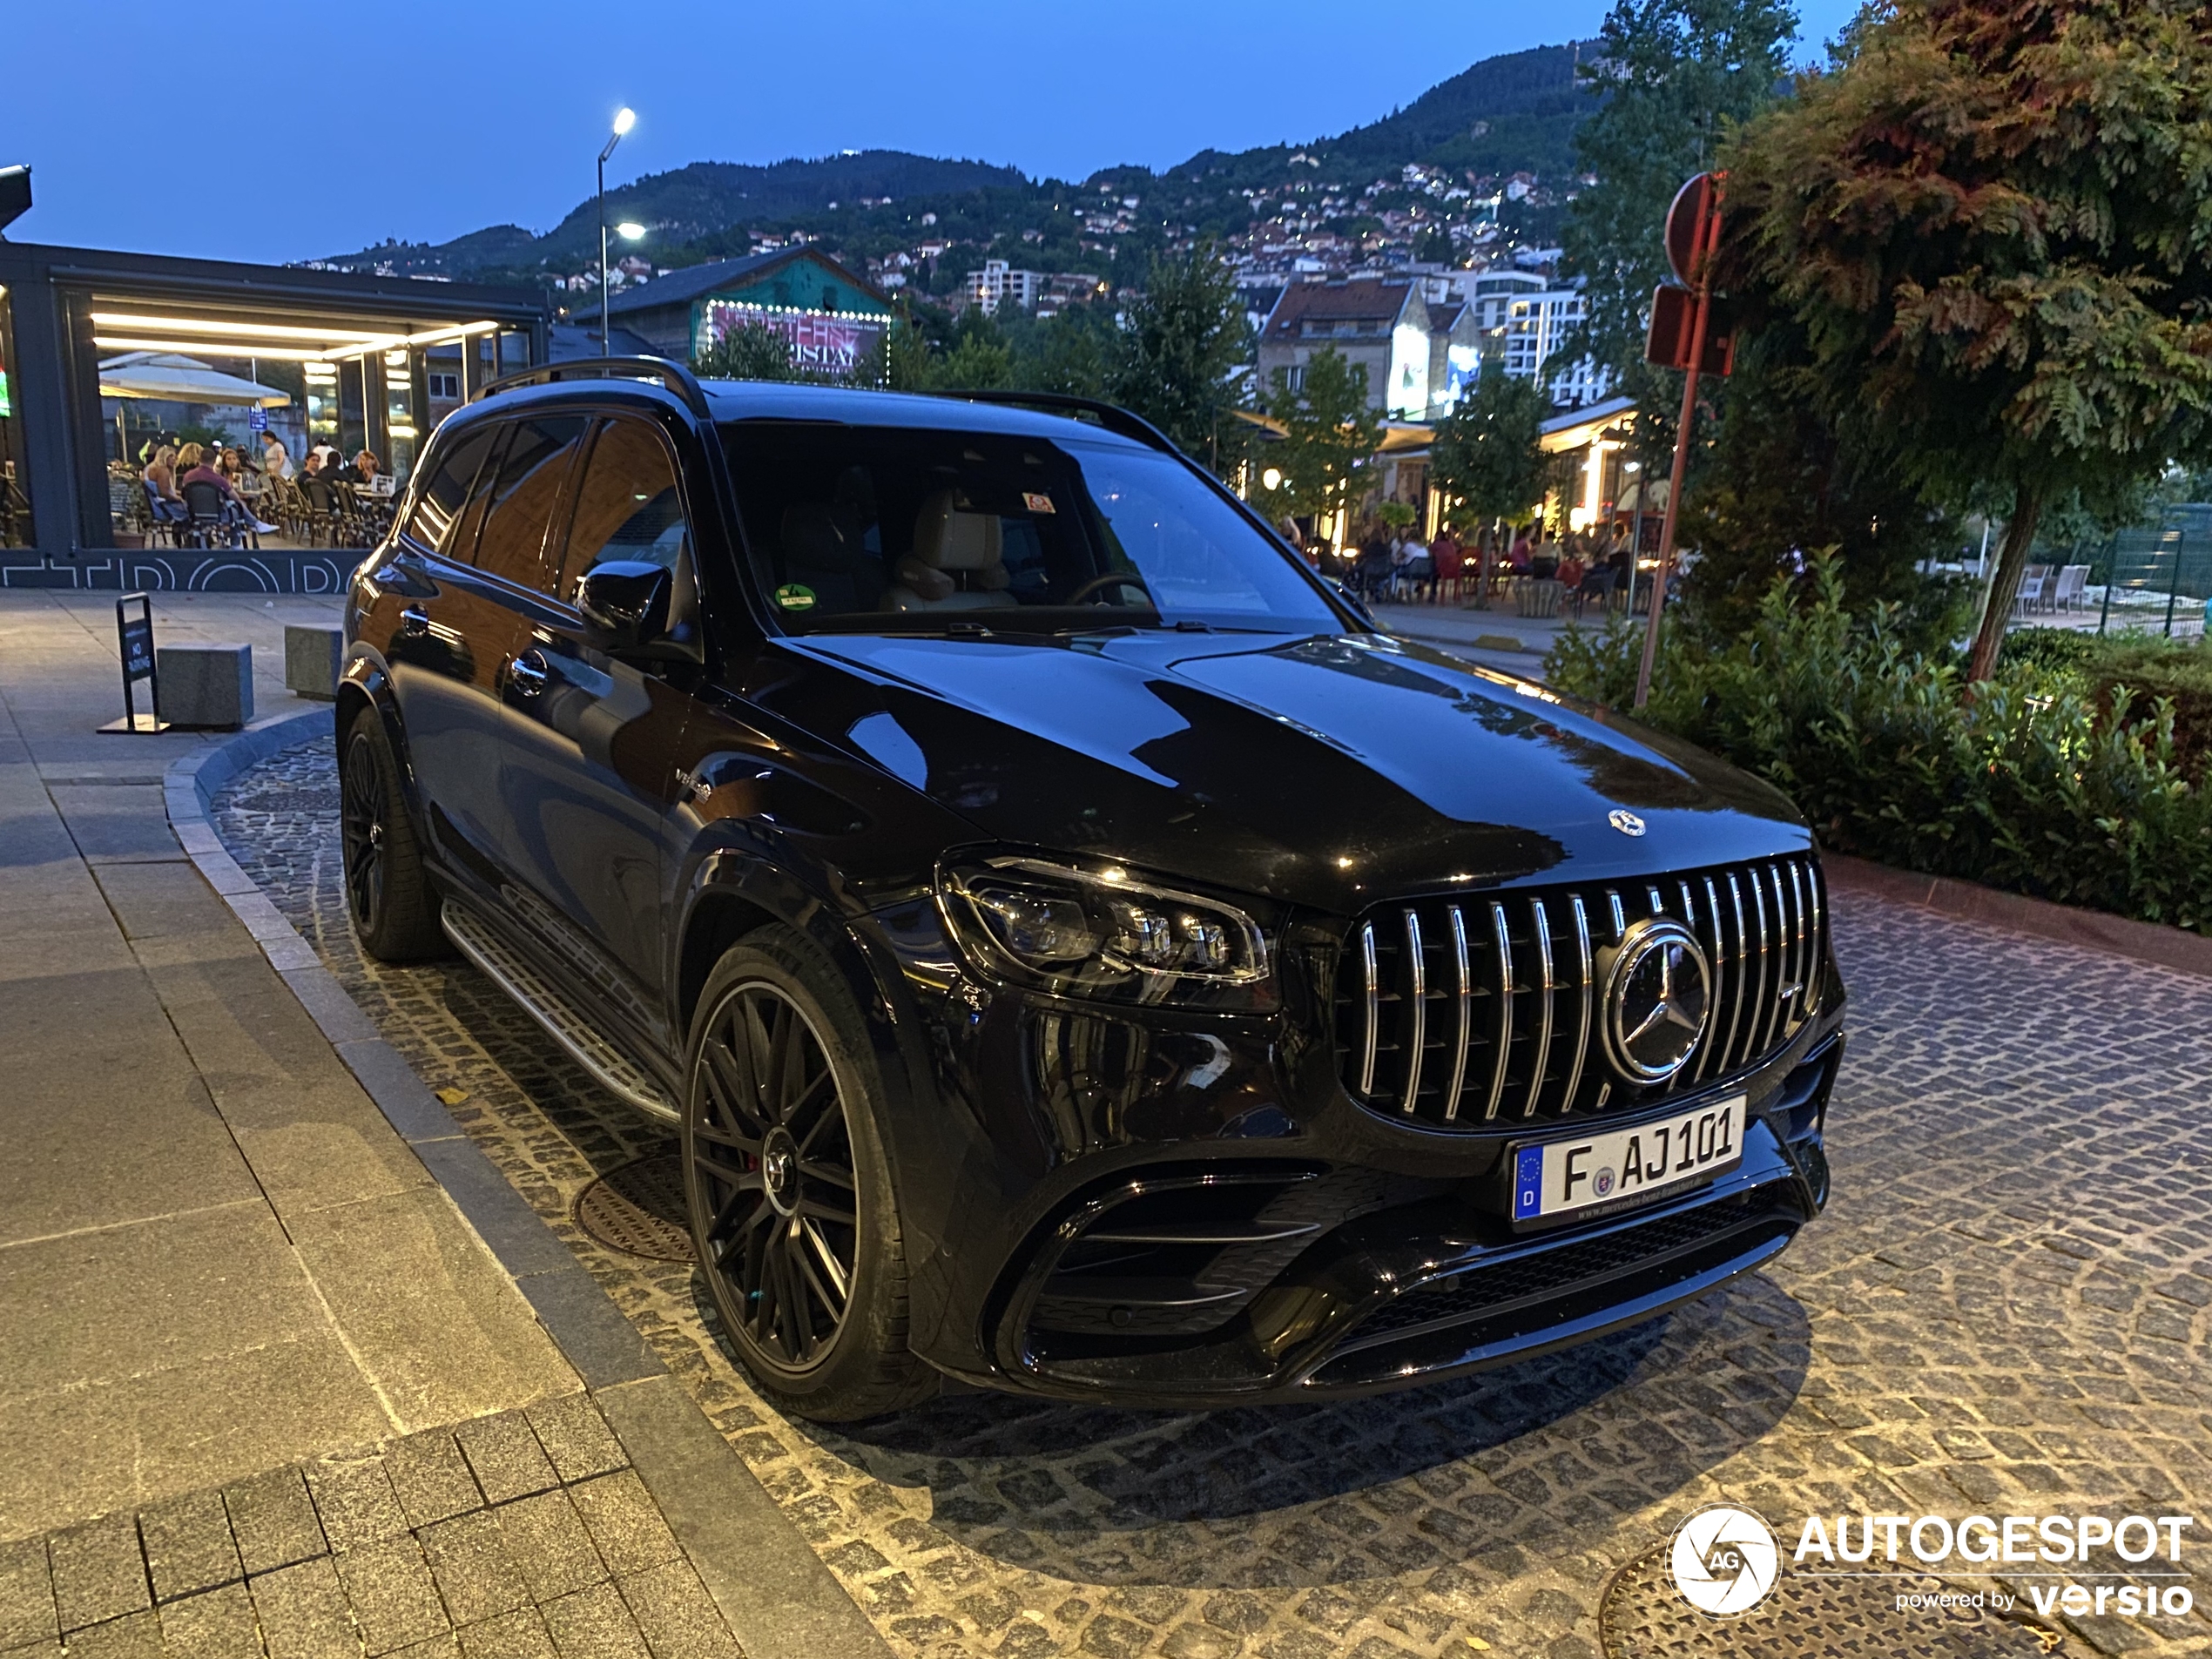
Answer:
[1669, 1505, 1780, 1615]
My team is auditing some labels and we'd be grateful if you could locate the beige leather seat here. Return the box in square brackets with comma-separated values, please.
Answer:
[882, 490, 1009, 610]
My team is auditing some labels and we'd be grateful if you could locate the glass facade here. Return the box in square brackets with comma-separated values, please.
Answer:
[382, 350, 419, 482]
[0, 284, 32, 548]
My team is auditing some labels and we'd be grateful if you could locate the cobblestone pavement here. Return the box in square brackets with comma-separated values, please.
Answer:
[0, 1392, 738, 1657]
[213, 741, 2212, 1659]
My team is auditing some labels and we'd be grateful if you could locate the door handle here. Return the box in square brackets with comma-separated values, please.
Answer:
[397, 606, 429, 637]
[508, 651, 550, 695]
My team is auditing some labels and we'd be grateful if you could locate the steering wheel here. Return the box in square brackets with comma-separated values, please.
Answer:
[1064, 571, 1153, 607]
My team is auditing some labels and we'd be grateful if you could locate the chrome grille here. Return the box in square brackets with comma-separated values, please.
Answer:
[1334, 853, 1825, 1127]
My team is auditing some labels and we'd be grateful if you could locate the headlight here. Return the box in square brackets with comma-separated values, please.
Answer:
[938, 856, 1275, 1008]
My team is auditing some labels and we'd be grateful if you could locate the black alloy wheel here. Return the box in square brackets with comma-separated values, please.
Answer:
[682, 929, 936, 1420]
[338, 706, 447, 961]
[691, 980, 860, 1369]
[340, 732, 388, 928]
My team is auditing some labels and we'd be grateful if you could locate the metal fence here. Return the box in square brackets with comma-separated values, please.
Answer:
[2087, 507, 2212, 635]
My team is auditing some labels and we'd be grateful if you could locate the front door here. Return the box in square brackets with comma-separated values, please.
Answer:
[379, 421, 500, 857]
[496, 413, 698, 1049]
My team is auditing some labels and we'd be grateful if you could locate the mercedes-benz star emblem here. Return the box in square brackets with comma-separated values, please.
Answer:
[1608, 808, 1646, 837]
[1602, 918, 1711, 1083]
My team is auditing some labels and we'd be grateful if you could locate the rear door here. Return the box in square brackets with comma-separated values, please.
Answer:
[496, 411, 699, 1031]
[430, 409, 590, 893]
[378, 421, 500, 862]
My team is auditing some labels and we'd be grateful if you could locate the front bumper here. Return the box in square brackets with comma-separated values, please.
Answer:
[867, 887, 1843, 1407]
[978, 1075, 1827, 1407]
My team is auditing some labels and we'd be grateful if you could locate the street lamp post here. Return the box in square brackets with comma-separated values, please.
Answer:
[599, 106, 636, 354]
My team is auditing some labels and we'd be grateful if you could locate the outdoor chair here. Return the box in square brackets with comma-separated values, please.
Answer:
[2015, 566, 2049, 615]
[141, 478, 187, 548]
[1576, 567, 1616, 617]
[180, 481, 241, 550]
[2054, 564, 2090, 611]
[298, 478, 343, 547]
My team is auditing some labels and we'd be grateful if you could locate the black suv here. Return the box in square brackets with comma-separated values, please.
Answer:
[339, 357, 1843, 1421]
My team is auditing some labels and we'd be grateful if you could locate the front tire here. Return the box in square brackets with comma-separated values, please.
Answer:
[339, 705, 448, 961]
[681, 926, 937, 1421]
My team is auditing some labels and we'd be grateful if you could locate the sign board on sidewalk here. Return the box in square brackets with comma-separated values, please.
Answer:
[248, 408, 268, 433]
[98, 593, 170, 734]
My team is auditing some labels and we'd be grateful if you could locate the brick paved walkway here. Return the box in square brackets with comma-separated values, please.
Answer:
[212, 740, 2212, 1659]
[0, 1392, 737, 1657]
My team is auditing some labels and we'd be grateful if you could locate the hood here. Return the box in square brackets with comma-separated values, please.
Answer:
[771, 630, 1808, 916]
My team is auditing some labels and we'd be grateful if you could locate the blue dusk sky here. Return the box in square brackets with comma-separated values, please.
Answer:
[1, 0, 1865, 266]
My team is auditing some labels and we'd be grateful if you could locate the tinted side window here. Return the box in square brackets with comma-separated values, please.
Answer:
[402, 425, 496, 555]
[471, 413, 588, 594]
[560, 417, 691, 598]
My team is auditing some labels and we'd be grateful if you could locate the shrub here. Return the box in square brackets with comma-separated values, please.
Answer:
[1546, 557, 2212, 934]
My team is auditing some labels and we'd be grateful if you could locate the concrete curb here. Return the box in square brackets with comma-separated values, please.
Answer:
[165, 711, 895, 1659]
[1824, 852, 2212, 982]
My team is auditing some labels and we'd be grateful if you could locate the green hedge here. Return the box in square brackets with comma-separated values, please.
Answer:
[1545, 558, 2212, 935]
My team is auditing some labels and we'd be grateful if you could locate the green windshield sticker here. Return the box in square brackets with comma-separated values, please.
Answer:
[774, 584, 817, 611]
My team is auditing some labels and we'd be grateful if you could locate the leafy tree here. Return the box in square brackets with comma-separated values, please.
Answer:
[1723, 0, 2212, 686]
[930, 332, 1014, 391]
[693, 322, 799, 382]
[881, 316, 936, 392]
[1427, 361, 1552, 551]
[1677, 322, 1970, 646]
[1252, 348, 1385, 532]
[1106, 242, 1248, 463]
[1000, 305, 1117, 401]
[1564, 0, 1800, 381]
[1414, 226, 1458, 266]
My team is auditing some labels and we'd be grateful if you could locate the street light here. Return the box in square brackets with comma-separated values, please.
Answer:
[599, 106, 637, 354]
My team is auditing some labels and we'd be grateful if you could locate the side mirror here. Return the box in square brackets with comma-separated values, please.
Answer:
[574, 560, 671, 654]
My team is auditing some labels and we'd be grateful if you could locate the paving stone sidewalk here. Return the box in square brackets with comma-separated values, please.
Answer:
[0, 1392, 738, 1659]
[212, 738, 2212, 1659]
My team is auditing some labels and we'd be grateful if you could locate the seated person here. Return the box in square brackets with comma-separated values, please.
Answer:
[143, 445, 187, 523]
[179, 443, 279, 533]
[882, 490, 1011, 610]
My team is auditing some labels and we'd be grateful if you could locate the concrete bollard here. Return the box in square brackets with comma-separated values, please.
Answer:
[284, 624, 344, 701]
[155, 643, 254, 730]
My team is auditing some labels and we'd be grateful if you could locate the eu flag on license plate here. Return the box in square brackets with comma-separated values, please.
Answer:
[1513, 1146, 1544, 1222]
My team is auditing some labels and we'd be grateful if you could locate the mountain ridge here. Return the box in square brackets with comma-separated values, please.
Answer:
[314, 41, 1597, 287]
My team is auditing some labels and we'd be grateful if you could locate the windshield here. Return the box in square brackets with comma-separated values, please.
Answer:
[718, 421, 1346, 634]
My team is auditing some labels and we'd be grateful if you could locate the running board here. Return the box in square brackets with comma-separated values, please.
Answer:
[441, 900, 678, 1126]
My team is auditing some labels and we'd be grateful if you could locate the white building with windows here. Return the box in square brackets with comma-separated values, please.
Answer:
[1433, 269, 1612, 410]
[966, 260, 1042, 315]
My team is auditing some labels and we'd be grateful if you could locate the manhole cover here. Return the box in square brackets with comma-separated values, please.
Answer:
[1599, 1541, 2060, 1658]
[574, 1156, 695, 1262]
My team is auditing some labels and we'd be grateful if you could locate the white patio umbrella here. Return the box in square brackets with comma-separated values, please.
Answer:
[98, 351, 292, 408]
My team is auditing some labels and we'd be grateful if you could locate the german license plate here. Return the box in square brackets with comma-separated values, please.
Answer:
[1509, 1096, 1743, 1227]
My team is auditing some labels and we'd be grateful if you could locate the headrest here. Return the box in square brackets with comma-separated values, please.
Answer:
[912, 490, 1001, 572]
[780, 502, 862, 573]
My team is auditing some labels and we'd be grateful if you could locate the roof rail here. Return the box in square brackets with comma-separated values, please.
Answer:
[476, 355, 711, 418]
[940, 389, 1178, 455]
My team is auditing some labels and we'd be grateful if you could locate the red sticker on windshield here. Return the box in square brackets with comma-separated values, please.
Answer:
[1023, 492, 1055, 514]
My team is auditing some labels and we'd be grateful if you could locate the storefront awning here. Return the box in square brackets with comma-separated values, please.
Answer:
[98, 352, 291, 408]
